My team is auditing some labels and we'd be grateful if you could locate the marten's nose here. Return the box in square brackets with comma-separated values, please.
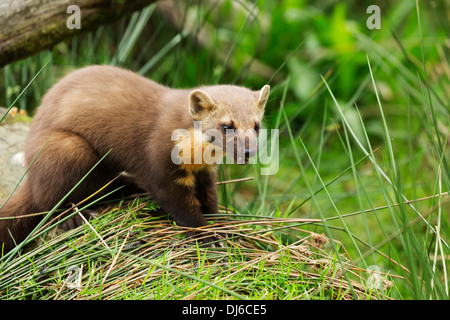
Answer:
[244, 148, 256, 158]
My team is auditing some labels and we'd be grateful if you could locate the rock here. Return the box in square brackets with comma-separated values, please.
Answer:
[0, 107, 29, 203]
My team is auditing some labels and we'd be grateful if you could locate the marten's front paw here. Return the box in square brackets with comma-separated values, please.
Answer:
[59, 208, 98, 231]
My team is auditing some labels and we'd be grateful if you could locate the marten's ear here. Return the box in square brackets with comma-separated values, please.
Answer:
[257, 85, 270, 111]
[189, 90, 216, 119]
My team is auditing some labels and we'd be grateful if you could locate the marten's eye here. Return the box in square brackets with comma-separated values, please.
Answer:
[221, 122, 235, 132]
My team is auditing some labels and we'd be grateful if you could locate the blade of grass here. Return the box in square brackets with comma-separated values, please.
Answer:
[214, 0, 259, 84]
[257, 79, 287, 216]
[138, 29, 189, 76]
[112, 4, 157, 65]
[366, 55, 397, 180]
[415, 0, 449, 183]
[340, 105, 378, 270]
[0, 61, 49, 123]
[287, 144, 384, 216]
[298, 136, 366, 266]
[320, 74, 448, 249]
[278, 78, 357, 297]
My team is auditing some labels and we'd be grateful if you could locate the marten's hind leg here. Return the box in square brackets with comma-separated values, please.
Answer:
[26, 131, 114, 228]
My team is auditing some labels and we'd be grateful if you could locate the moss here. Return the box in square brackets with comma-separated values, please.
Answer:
[0, 107, 33, 126]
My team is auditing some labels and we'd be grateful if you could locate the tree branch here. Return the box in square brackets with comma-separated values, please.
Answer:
[0, 0, 156, 67]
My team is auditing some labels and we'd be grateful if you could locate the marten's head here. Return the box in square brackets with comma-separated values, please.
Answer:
[188, 84, 270, 165]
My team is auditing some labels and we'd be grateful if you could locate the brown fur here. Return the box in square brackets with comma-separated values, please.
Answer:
[0, 65, 269, 253]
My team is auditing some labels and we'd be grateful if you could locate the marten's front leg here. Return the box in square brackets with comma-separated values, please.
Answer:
[195, 170, 218, 216]
[147, 173, 211, 241]
[195, 169, 233, 245]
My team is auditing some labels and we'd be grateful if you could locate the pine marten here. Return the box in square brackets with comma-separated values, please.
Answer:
[0, 65, 270, 253]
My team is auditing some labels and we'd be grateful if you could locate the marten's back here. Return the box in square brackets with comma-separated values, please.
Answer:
[24, 65, 186, 171]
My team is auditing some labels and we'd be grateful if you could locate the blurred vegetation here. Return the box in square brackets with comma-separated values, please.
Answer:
[1, 0, 449, 299]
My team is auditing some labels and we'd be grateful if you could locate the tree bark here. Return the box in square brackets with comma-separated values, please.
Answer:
[0, 0, 156, 67]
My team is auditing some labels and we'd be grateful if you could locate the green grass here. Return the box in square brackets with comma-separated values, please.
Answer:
[0, 197, 387, 300]
[0, 0, 449, 299]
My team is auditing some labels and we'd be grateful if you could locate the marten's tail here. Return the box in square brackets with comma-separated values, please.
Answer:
[0, 182, 39, 254]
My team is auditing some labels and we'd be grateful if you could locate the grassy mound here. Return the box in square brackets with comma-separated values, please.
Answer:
[0, 198, 390, 300]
